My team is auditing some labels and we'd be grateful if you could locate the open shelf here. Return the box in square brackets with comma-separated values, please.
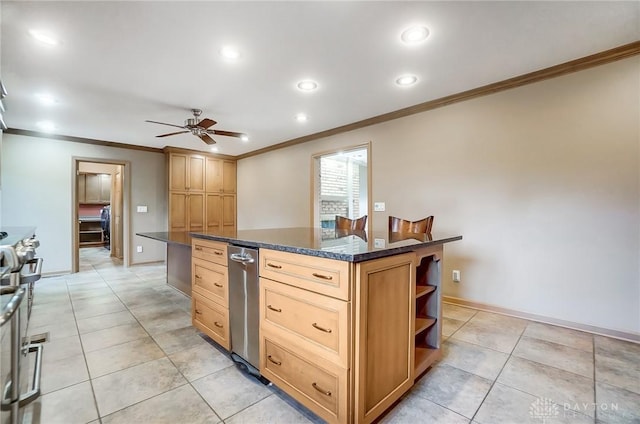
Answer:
[415, 317, 436, 335]
[416, 285, 436, 299]
[413, 250, 442, 379]
[415, 345, 441, 377]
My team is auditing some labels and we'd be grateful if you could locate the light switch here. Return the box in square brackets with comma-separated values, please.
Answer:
[374, 202, 385, 212]
[137, 205, 148, 213]
[374, 238, 386, 248]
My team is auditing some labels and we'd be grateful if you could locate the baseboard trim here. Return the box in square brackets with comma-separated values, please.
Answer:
[443, 295, 640, 344]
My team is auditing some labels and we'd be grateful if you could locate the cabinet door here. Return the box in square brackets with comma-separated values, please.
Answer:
[205, 157, 223, 192]
[170, 192, 188, 231]
[84, 174, 101, 203]
[170, 154, 188, 191]
[222, 160, 236, 193]
[77, 174, 86, 203]
[355, 253, 415, 424]
[221, 194, 236, 233]
[205, 194, 221, 232]
[188, 155, 206, 192]
[188, 193, 205, 232]
[100, 174, 112, 203]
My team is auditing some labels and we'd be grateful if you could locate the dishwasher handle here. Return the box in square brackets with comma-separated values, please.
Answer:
[230, 253, 255, 264]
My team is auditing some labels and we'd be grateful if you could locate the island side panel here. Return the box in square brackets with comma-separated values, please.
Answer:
[167, 242, 192, 296]
[354, 252, 415, 424]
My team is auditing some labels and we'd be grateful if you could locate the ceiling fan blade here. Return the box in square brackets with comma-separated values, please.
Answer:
[199, 134, 216, 145]
[210, 129, 244, 138]
[197, 118, 217, 129]
[145, 120, 185, 129]
[156, 131, 190, 138]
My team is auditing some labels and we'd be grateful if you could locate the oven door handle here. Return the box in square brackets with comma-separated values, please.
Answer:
[21, 257, 43, 284]
[0, 286, 25, 327]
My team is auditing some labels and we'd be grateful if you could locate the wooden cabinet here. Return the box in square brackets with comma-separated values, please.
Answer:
[413, 245, 444, 378]
[205, 158, 236, 193]
[169, 153, 205, 192]
[191, 238, 230, 349]
[169, 192, 204, 232]
[78, 173, 111, 204]
[167, 150, 236, 232]
[259, 249, 416, 424]
[205, 194, 236, 234]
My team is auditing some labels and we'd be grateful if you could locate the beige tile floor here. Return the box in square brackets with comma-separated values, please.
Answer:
[21, 247, 640, 424]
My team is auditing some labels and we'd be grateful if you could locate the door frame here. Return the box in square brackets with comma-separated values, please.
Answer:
[72, 157, 131, 272]
[310, 142, 372, 233]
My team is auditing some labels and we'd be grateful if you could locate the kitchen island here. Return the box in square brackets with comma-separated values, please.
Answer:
[137, 231, 194, 296]
[189, 227, 462, 424]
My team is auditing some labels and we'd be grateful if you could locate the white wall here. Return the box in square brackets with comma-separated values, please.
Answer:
[1, 134, 167, 273]
[238, 57, 640, 334]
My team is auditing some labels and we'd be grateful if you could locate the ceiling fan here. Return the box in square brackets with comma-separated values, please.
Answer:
[145, 109, 246, 145]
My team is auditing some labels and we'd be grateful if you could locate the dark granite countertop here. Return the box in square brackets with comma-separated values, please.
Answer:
[137, 232, 193, 247]
[189, 227, 462, 262]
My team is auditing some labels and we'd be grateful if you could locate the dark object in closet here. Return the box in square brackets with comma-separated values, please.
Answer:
[100, 205, 111, 249]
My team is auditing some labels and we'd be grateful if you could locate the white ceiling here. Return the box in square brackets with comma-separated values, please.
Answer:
[2, 1, 638, 157]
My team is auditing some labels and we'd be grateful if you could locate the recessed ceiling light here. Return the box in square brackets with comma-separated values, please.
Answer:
[220, 46, 240, 60]
[29, 29, 59, 46]
[240, 134, 249, 142]
[296, 80, 318, 92]
[37, 121, 56, 132]
[36, 93, 57, 106]
[210, 147, 219, 152]
[295, 113, 308, 122]
[395, 75, 418, 87]
[401, 26, 430, 44]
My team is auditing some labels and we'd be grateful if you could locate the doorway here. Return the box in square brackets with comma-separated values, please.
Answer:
[72, 158, 128, 273]
[311, 143, 371, 232]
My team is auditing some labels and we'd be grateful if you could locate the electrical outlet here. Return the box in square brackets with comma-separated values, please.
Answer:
[374, 238, 385, 248]
[452, 270, 461, 282]
[136, 245, 143, 253]
[374, 202, 385, 212]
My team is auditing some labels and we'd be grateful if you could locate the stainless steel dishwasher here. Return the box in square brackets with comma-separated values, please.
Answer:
[227, 245, 262, 377]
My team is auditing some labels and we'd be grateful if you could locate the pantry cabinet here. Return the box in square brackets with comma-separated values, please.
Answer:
[166, 149, 236, 232]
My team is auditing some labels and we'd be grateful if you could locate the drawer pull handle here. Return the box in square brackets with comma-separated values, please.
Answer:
[214, 322, 223, 328]
[312, 323, 332, 333]
[267, 355, 281, 366]
[195, 247, 203, 251]
[195, 274, 201, 279]
[214, 283, 223, 288]
[312, 382, 331, 396]
[214, 251, 223, 256]
[267, 263, 282, 269]
[312, 273, 332, 280]
[267, 305, 282, 313]
[195, 309, 202, 315]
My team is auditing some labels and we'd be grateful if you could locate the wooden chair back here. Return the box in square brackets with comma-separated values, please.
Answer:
[388, 215, 434, 234]
[335, 215, 368, 231]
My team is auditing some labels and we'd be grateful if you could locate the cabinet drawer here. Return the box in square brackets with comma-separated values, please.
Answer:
[193, 258, 228, 307]
[192, 292, 230, 350]
[192, 238, 227, 265]
[260, 249, 350, 301]
[261, 337, 347, 424]
[260, 278, 349, 367]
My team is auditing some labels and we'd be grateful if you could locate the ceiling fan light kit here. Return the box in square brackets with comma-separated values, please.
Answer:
[145, 108, 246, 146]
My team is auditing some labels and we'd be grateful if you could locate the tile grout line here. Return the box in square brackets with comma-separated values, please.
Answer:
[71, 260, 107, 424]
[468, 319, 527, 423]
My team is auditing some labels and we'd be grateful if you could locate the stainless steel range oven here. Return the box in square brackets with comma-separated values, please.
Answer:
[0, 230, 45, 424]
